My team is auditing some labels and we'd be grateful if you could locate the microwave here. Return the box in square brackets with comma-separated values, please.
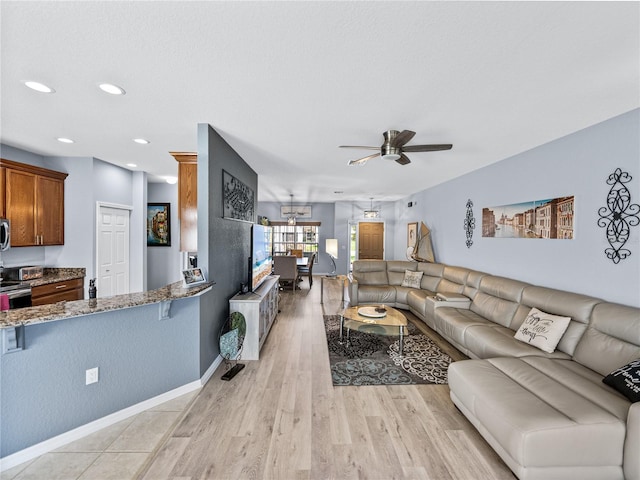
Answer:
[0, 218, 9, 251]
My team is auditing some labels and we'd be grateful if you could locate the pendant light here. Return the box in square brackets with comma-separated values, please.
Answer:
[364, 197, 379, 218]
[287, 194, 296, 226]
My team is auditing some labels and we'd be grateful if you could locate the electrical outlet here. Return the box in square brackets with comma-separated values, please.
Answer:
[86, 367, 99, 385]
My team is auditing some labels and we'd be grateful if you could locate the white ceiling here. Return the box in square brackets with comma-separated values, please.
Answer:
[1, 1, 638, 204]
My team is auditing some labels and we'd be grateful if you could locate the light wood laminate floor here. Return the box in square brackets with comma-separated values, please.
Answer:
[139, 278, 515, 480]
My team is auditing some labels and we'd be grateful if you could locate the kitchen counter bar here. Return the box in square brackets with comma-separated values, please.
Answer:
[0, 281, 213, 328]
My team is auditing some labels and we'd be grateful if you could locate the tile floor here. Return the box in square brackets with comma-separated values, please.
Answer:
[1, 390, 198, 480]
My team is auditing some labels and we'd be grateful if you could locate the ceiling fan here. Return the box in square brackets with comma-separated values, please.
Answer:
[340, 129, 452, 166]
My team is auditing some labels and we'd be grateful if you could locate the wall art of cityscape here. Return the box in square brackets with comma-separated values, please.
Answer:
[482, 196, 574, 239]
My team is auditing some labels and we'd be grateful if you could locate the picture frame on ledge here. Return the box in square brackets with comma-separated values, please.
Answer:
[182, 268, 206, 288]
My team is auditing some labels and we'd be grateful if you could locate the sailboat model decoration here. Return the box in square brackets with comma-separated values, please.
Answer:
[409, 222, 436, 263]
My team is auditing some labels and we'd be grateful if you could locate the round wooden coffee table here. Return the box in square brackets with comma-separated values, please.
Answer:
[339, 305, 408, 355]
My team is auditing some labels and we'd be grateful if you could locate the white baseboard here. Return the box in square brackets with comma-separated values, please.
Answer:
[201, 354, 223, 386]
[0, 355, 223, 472]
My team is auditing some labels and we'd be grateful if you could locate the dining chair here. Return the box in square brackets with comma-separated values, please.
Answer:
[297, 252, 316, 288]
[289, 249, 303, 258]
[273, 255, 299, 291]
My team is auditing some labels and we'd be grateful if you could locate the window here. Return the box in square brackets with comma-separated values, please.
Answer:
[272, 223, 319, 262]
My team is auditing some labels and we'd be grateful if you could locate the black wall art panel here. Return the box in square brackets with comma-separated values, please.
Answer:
[597, 168, 639, 264]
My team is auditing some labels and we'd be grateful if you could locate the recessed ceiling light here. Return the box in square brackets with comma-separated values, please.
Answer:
[127, 163, 137, 168]
[56, 137, 74, 144]
[25, 81, 55, 93]
[133, 138, 150, 144]
[164, 176, 178, 185]
[98, 83, 126, 95]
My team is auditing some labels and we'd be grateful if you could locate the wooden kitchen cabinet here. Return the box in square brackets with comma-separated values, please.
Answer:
[0, 167, 5, 218]
[31, 278, 84, 306]
[170, 151, 197, 252]
[0, 159, 67, 246]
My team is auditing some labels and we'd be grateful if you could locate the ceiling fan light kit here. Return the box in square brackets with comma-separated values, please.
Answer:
[341, 129, 452, 167]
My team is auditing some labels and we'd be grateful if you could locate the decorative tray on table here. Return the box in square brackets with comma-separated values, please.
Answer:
[357, 306, 387, 318]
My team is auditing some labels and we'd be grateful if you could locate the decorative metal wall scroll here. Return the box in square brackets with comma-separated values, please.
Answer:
[223, 170, 255, 222]
[463, 199, 475, 248]
[597, 168, 639, 264]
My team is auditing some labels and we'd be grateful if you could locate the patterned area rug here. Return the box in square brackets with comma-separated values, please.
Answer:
[323, 314, 453, 386]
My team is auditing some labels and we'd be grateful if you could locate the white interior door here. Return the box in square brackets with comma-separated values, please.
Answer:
[97, 205, 130, 297]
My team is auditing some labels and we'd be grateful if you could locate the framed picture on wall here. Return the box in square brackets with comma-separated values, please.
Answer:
[147, 203, 171, 246]
[407, 222, 418, 248]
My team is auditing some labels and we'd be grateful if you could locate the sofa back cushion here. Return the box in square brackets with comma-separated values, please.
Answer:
[417, 262, 444, 291]
[437, 266, 470, 293]
[352, 260, 389, 286]
[387, 261, 417, 286]
[463, 270, 486, 300]
[518, 286, 601, 356]
[573, 302, 640, 376]
[470, 275, 528, 328]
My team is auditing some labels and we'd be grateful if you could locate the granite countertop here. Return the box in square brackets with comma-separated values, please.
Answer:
[26, 267, 86, 287]
[0, 281, 213, 329]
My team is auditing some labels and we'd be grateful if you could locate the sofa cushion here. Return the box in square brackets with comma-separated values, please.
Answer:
[387, 261, 417, 286]
[434, 307, 493, 350]
[464, 324, 572, 360]
[401, 270, 423, 288]
[355, 285, 396, 304]
[352, 260, 389, 286]
[470, 275, 529, 329]
[513, 308, 571, 354]
[394, 286, 416, 308]
[449, 357, 628, 472]
[417, 262, 444, 291]
[462, 270, 486, 300]
[573, 302, 640, 377]
[519, 286, 600, 356]
[407, 289, 435, 323]
[603, 358, 640, 402]
[437, 266, 469, 293]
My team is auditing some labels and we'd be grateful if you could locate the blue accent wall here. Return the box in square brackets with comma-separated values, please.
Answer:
[147, 182, 180, 290]
[0, 297, 201, 457]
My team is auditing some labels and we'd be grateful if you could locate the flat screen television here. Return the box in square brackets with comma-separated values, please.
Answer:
[251, 224, 273, 291]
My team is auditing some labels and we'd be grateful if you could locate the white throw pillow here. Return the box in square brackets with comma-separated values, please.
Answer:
[514, 307, 571, 354]
[401, 270, 423, 289]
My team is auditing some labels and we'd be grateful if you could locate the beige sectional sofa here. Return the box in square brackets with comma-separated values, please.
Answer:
[348, 260, 640, 480]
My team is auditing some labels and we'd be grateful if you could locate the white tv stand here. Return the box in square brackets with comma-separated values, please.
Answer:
[229, 275, 279, 360]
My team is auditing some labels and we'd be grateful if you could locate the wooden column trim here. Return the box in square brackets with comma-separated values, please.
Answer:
[169, 152, 197, 164]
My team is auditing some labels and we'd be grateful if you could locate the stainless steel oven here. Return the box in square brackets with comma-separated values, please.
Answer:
[0, 282, 32, 310]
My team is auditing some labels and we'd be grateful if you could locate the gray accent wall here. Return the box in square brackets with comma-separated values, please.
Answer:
[197, 124, 257, 376]
[394, 109, 640, 307]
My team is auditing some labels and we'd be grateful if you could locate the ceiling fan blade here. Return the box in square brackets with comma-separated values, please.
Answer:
[339, 145, 380, 150]
[348, 152, 380, 166]
[395, 154, 411, 165]
[402, 144, 453, 152]
[390, 130, 416, 148]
